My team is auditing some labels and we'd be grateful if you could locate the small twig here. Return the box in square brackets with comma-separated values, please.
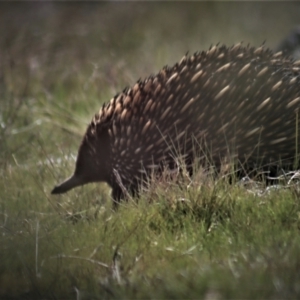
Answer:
[74, 286, 80, 300]
[35, 220, 40, 278]
[288, 170, 300, 185]
[112, 247, 122, 284]
[50, 254, 110, 269]
[113, 168, 133, 203]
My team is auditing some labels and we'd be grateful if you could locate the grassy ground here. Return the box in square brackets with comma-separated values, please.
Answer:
[1, 3, 300, 299]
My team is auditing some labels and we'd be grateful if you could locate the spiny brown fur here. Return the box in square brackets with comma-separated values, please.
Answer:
[52, 44, 300, 206]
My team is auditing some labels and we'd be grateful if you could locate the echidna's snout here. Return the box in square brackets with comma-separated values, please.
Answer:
[51, 174, 83, 194]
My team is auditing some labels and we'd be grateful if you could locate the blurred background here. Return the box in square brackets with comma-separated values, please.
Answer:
[0, 1, 300, 179]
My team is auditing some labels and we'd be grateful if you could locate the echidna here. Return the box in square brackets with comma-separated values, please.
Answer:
[52, 44, 300, 206]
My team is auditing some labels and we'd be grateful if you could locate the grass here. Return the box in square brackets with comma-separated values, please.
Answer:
[2, 166, 300, 299]
[1, 3, 300, 299]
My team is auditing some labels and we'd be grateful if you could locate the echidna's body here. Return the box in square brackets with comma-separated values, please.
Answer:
[52, 44, 300, 205]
